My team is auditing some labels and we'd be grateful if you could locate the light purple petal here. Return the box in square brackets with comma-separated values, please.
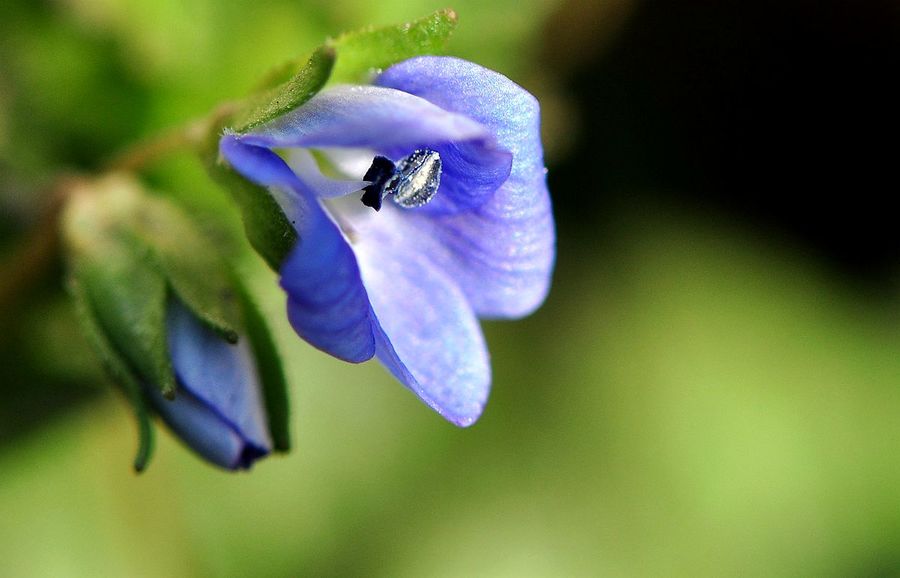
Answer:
[353, 223, 491, 427]
[220, 135, 375, 362]
[240, 85, 489, 149]
[239, 86, 513, 216]
[376, 57, 556, 318]
[150, 299, 271, 470]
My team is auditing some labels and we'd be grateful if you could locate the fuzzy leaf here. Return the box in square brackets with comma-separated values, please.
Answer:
[328, 9, 458, 84]
[231, 45, 336, 133]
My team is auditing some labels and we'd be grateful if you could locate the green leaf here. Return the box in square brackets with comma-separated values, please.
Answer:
[69, 274, 156, 472]
[235, 282, 291, 452]
[250, 56, 314, 94]
[132, 195, 242, 343]
[230, 45, 336, 133]
[328, 9, 458, 84]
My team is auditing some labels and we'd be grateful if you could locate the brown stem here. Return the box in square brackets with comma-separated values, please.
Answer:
[104, 102, 240, 172]
[0, 176, 80, 316]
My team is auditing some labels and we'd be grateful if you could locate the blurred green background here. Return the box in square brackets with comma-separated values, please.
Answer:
[1, 1, 899, 576]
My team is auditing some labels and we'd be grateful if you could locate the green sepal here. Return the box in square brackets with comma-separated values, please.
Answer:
[73, 237, 176, 399]
[230, 45, 336, 133]
[69, 274, 155, 472]
[328, 9, 458, 84]
[203, 159, 297, 270]
[235, 282, 291, 452]
[131, 194, 243, 343]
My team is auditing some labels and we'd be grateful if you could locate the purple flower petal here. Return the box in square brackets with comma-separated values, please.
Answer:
[220, 56, 556, 427]
[393, 141, 513, 216]
[376, 56, 556, 318]
[240, 85, 489, 149]
[148, 299, 271, 470]
[352, 219, 491, 426]
[240, 85, 513, 216]
[220, 135, 375, 362]
[146, 384, 265, 470]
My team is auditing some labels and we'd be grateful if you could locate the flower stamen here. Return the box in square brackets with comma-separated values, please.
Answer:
[361, 149, 442, 211]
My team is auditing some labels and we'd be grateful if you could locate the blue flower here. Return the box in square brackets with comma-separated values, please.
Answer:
[144, 298, 272, 470]
[220, 56, 555, 426]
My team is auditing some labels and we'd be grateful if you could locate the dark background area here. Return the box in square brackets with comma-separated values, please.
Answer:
[551, 0, 899, 284]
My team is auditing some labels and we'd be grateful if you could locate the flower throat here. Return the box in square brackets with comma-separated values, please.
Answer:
[361, 149, 442, 211]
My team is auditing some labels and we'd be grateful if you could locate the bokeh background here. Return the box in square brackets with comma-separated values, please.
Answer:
[2, 1, 899, 576]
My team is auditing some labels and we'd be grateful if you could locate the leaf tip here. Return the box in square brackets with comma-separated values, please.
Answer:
[316, 43, 337, 61]
[132, 417, 154, 473]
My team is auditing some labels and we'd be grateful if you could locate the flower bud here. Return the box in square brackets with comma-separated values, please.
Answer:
[147, 298, 271, 470]
[62, 175, 289, 471]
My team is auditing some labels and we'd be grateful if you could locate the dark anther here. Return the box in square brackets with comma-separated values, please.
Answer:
[361, 155, 396, 211]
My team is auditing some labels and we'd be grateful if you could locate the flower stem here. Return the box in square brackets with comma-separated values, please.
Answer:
[105, 119, 205, 172]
